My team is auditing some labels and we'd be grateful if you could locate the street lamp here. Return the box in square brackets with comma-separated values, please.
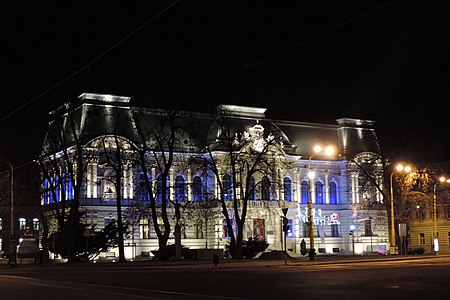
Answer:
[307, 145, 335, 260]
[0, 162, 15, 266]
[389, 163, 412, 255]
[432, 176, 450, 254]
[349, 225, 356, 256]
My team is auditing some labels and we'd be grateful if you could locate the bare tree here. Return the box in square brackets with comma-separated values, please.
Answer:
[131, 109, 197, 260]
[193, 110, 285, 259]
[37, 102, 93, 262]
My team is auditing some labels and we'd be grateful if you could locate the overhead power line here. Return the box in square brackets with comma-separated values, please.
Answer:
[182, 0, 397, 99]
[0, 0, 180, 124]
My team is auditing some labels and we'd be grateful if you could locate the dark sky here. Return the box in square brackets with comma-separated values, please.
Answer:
[1, 0, 450, 168]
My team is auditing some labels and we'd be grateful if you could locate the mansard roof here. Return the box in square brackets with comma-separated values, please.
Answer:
[42, 93, 381, 160]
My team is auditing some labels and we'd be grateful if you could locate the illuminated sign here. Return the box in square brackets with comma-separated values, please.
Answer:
[297, 207, 340, 225]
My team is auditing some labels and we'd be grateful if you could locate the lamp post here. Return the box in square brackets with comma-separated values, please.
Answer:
[432, 176, 450, 254]
[349, 225, 356, 256]
[307, 145, 335, 260]
[389, 163, 411, 255]
[1, 162, 15, 266]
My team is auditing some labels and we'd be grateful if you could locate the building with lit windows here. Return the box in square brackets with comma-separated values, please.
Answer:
[39, 93, 390, 260]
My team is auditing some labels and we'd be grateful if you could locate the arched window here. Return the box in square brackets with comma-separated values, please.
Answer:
[43, 178, 50, 204]
[301, 180, 309, 204]
[315, 181, 324, 204]
[284, 177, 292, 202]
[58, 172, 73, 201]
[261, 176, 271, 200]
[175, 175, 186, 201]
[248, 176, 256, 200]
[223, 174, 232, 200]
[55, 175, 61, 202]
[138, 172, 150, 200]
[192, 176, 203, 201]
[155, 174, 168, 201]
[329, 181, 338, 204]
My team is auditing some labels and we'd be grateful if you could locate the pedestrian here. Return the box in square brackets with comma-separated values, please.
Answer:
[212, 254, 219, 268]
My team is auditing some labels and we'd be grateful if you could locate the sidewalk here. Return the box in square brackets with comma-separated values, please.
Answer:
[4, 253, 444, 271]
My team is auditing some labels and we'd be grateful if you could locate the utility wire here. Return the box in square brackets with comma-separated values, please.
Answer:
[0, 0, 180, 123]
[182, 0, 397, 99]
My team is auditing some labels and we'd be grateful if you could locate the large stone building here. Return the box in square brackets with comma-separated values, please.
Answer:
[39, 93, 389, 260]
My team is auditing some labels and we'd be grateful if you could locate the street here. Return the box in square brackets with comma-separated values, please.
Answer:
[0, 256, 449, 299]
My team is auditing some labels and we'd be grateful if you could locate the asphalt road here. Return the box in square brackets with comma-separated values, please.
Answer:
[0, 255, 449, 299]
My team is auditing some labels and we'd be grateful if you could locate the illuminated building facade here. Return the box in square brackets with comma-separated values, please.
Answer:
[40, 93, 389, 260]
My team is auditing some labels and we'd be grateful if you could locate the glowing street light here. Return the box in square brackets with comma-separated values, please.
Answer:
[432, 176, 450, 254]
[307, 145, 336, 260]
[389, 163, 412, 255]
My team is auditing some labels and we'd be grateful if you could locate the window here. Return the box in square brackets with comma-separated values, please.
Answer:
[364, 219, 372, 236]
[194, 221, 203, 239]
[419, 209, 426, 220]
[301, 181, 309, 204]
[248, 176, 256, 200]
[261, 176, 271, 200]
[329, 181, 337, 204]
[448, 232, 450, 244]
[223, 174, 232, 200]
[331, 224, 339, 237]
[155, 174, 168, 201]
[315, 181, 323, 204]
[138, 172, 150, 200]
[303, 222, 310, 238]
[253, 218, 265, 240]
[284, 177, 292, 202]
[32, 218, 39, 230]
[223, 218, 234, 238]
[192, 176, 203, 201]
[62, 172, 73, 200]
[286, 219, 293, 238]
[174, 175, 186, 202]
[0, 218, 2, 230]
[420, 233, 425, 245]
[140, 219, 150, 239]
[19, 218, 26, 230]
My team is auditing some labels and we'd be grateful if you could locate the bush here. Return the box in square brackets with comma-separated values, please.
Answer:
[226, 235, 269, 259]
[151, 244, 193, 260]
[407, 247, 425, 255]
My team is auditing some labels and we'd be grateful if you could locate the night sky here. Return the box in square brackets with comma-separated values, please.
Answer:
[1, 0, 450, 169]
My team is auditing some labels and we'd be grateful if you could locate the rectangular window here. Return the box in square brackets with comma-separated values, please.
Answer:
[420, 210, 426, 220]
[32, 218, 39, 231]
[448, 232, 450, 244]
[332, 247, 340, 253]
[331, 224, 339, 237]
[286, 219, 294, 238]
[140, 219, 150, 239]
[0, 218, 2, 230]
[194, 222, 203, 239]
[19, 218, 26, 230]
[223, 218, 234, 238]
[364, 219, 372, 236]
[252, 219, 265, 240]
[419, 233, 425, 245]
[303, 223, 310, 238]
